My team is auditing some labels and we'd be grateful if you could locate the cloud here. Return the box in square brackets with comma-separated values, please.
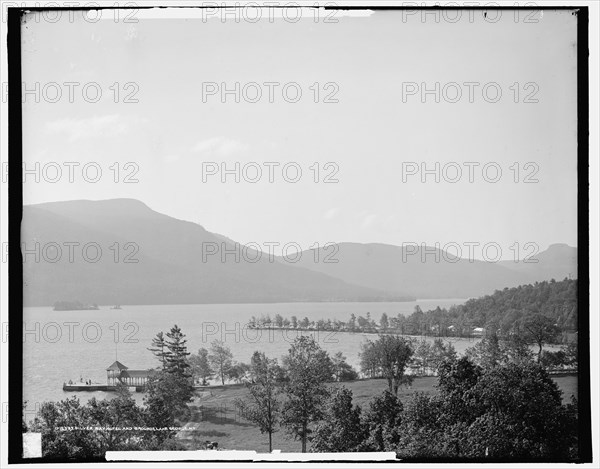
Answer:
[192, 137, 249, 157]
[45, 114, 146, 142]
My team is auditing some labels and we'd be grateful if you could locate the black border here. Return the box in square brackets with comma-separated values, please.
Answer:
[7, 6, 23, 464]
[6, 5, 592, 465]
[575, 5, 592, 464]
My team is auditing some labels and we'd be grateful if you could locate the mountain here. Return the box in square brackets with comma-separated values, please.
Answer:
[21, 199, 404, 306]
[20, 198, 577, 306]
[286, 242, 578, 299]
[498, 243, 577, 282]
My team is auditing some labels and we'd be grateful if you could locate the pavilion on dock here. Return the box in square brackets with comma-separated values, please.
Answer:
[106, 361, 157, 387]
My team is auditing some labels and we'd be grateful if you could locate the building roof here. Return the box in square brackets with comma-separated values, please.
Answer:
[106, 360, 129, 371]
[121, 369, 157, 378]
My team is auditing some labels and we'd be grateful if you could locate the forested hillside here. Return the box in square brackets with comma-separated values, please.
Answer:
[445, 278, 578, 333]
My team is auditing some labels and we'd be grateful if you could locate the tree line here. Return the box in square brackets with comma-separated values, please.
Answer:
[246, 278, 578, 339]
[187, 339, 358, 387]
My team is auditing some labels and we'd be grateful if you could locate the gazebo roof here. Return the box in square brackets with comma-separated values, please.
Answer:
[106, 360, 128, 371]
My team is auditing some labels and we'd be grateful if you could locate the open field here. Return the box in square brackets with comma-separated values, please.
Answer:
[177, 374, 578, 452]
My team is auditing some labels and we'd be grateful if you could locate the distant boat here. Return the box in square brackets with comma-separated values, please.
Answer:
[111, 305, 123, 310]
[53, 301, 100, 311]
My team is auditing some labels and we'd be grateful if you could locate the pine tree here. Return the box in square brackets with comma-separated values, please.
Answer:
[148, 332, 168, 370]
[164, 325, 191, 377]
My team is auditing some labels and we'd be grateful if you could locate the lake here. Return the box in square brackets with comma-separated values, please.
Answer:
[23, 299, 474, 411]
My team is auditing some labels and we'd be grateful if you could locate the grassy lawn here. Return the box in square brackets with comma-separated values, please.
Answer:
[177, 374, 578, 452]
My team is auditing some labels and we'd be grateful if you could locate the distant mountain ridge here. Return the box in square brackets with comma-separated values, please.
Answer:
[22, 199, 405, 306]
[499, 243, 577, 282]
[21, 199, 577, 306]
[288, 242, 578, 299]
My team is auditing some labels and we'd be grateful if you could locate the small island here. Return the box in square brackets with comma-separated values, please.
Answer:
[53, 301, 100, 311]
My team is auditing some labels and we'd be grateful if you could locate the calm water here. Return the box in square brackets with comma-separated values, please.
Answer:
[23, 300, 475, 410]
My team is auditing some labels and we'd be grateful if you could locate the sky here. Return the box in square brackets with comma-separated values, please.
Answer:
[18, 8, 579, 258]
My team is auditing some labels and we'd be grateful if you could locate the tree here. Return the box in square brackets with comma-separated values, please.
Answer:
[208, 340, 234, 385]
[145, 326, 194, 431]
[290, 316, 298, 329]
[228, 362, 251, 384]
[30, 397, 97, 459]
[540, 349, 568, 371]
[522, 314, 561, 362]
[299, 317, 310, 329]
[357, 315, 369, 330]
[31, 389, 149, 459]
[311, 387, 366, 452]
[85, 386, 147, 452]
[393, 392, 447, 458]
[360, 335, 414, 394]
[281, 336, 333, 452]
[165, 325, 191, 377]
[188, 348, 213, 385]
[331, 351, 359, 381]
[466, 333, 536, 370]
[261, 314, 272, 326]
[413, 340, 432, 375]
[359, 340, 381, 378]
[361, 390, 403, 451]
[380, 313, 389, 332]
[274, 314, 284, 328]
[393, 359, 579, 460]
[144, 370, 194, 436]
[502, 333, 534, 364]
[235, 352, 281, 452]
[437, 356, 482, 397]
[461, 362, 574, 458]
[348, 313, 356, 331]
[429, 338, 457, 372]
[564, 340, 578, 370]
[465, 333, 506, 369]
[148, 332, 168, 370]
